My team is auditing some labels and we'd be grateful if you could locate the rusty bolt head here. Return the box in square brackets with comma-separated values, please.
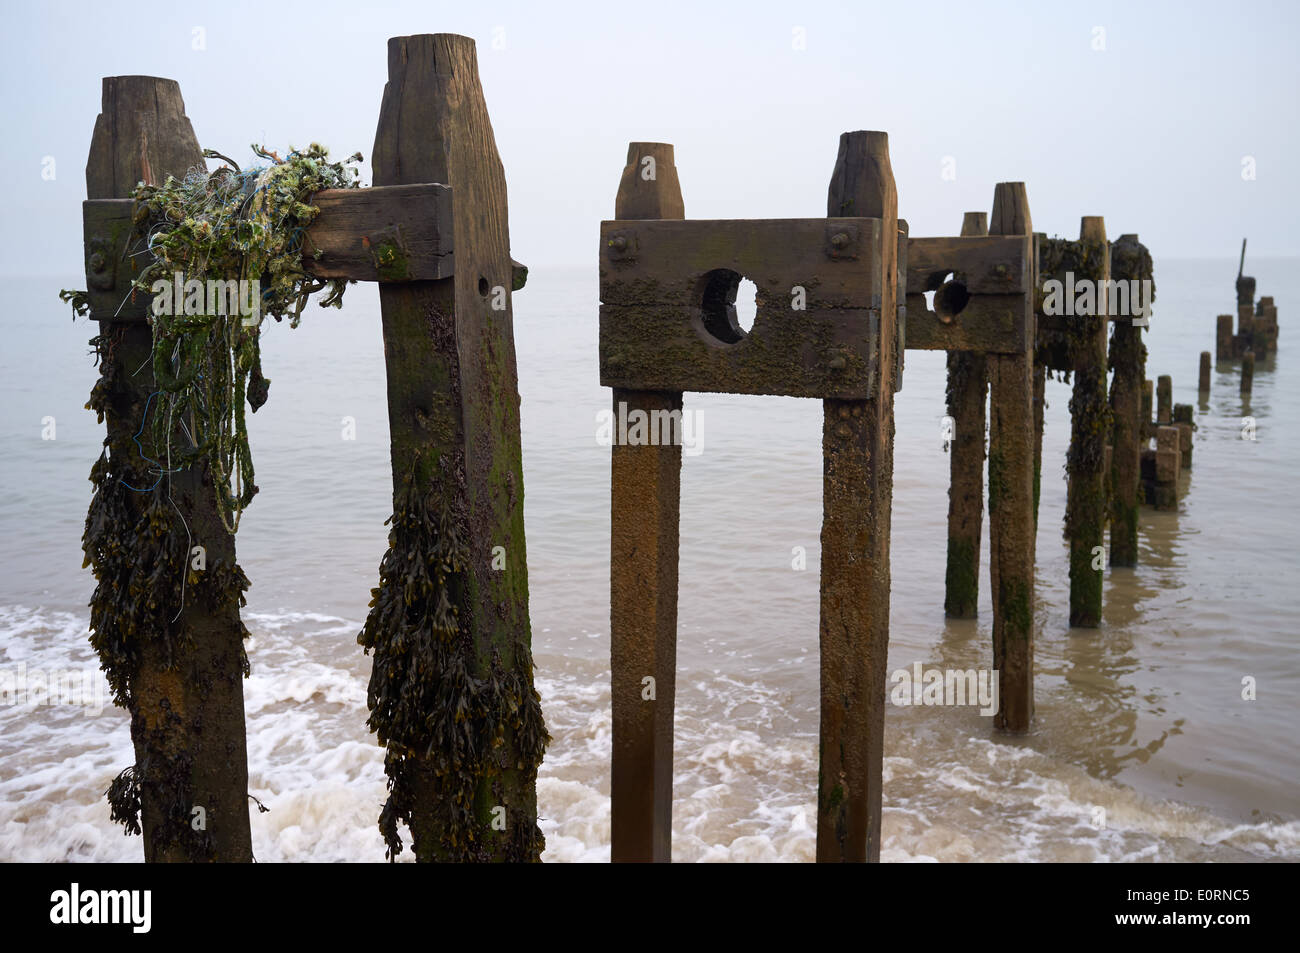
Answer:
[995, 263, 1008, 277]
[610, 236, 627, 252]
[829, 353, 848, 372]
[89, 252, 106, 274]
[830, 232, 850, 249]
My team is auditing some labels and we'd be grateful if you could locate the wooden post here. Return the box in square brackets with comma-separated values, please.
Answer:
[83, 77, 253, 861]
[608, 143, 684, 863]
[1242, 350, 1255, 395]
[1152, 425, 1181, 509]
[1238, 302, 1255, 343]
[1199, 351, 1212, 394]
[943, 211, 989, 618]
[364, 34, 546, 862]
[1107, 234, 1149, 568]
[1031, 361, 1046, 528]
[986, 183, 1035, 732]
[1216, 314, 1235, 361]
[1157, 374, 1172, 424]
[1141, 379, 1154, 440]
[1255, 296, 1278, 353]
[1031, 234, 1047, 530]
[1064, 216, 1109, 628]
[1173, 404, 1194, 469]
[820, 131, 897, 861]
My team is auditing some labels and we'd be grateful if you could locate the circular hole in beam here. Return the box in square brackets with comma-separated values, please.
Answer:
[700, 268, 750, 345]
[934, 280, 970, 324]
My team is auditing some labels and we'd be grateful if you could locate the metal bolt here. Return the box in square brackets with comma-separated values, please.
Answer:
[89, 252, 106, 273]
[995, 263, 1008, 277]
[830, 232, 850, 250]
[610, 236, 627, 252]
[828, 353, 847, 371]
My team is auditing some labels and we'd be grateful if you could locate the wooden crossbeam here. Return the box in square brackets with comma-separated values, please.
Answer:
[80, 183, 454, 322]
[599, 217, 883, 398]
[901, 234, 1034, 354]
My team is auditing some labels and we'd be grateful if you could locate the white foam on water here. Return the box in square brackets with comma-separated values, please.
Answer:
[1, 605, 1296, 863]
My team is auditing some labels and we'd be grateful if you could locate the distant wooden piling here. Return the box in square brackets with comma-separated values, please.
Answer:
[1199, 351, 1211, 394]
[1107, 234, 1151, 568]
[1156, 374, 1172, 425]
[1242, 350, 1255, 395]
[1216, 314, 1235, 360]
[987, 182, 1036, 730]
[608, 142, 685, 863]
[943, 210, 989, 618]
[1031, 359, 1046, 527]
[1064, 216, 1110, 628]
[1255, 296, 1279, 353]
[1141, 379, 1154, 440]
[1173, 404, 1194, 469]
[1151, 426, 1181, 510]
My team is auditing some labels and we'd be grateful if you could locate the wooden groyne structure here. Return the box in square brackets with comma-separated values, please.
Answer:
[67, 33, 1276, 864]
[76, 35, 542, 863]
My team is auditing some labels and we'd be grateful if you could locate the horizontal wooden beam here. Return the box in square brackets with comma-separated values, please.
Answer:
[303, 183, 452, 281]
[904, 293, 1032, 354]
[599, 217, 883, 398]
[906, 235, 1031, 295]
[600, 218, 881, 309]
[80, 183, 454, 322]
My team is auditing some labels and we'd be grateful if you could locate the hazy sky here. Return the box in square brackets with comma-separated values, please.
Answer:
[5, 0, 1298, 276]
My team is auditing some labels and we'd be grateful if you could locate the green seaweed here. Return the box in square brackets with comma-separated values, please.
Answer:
[358, 457, 548, 862]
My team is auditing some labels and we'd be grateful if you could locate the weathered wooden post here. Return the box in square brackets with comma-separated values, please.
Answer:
[943, 211, 989, 619]
[985, 183, 1037, 730]
[601, 131, 897, 862]
[359, 33, 547, 862]
[608, 142, 685, 864]
[1039, 217, 1110, 628]
[822, 131, 898, 861]
[1199, 351, 1212, 394]
[80, 76, 254, 862]
[1156, 374, 1173, 425]
[1067, 216, 1108, 628]
[1151, 426, 1181, 509]
[903, 185, 1037, 729]
[1242, 350, 1255, 395]
[1216, 314, 1236, 361]
[1173, 404, 1194, 469]
[1107, 234, 1151, 568]
[1255, 296, 1279, 353]
[1141, 379, 1155, 440]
